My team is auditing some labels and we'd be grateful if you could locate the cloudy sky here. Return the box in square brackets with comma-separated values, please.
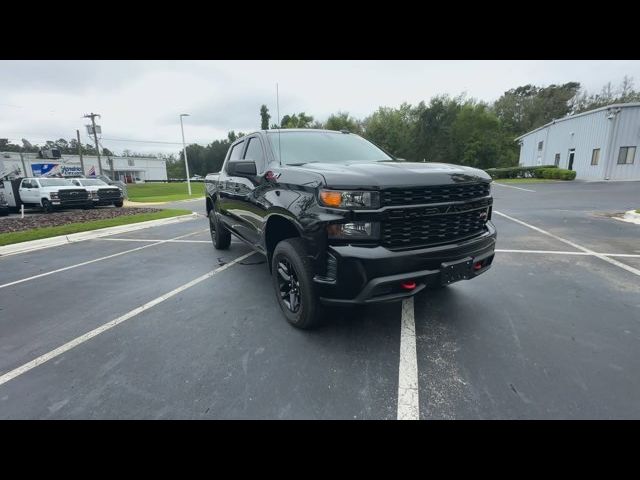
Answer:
[1, 60, 639, 155]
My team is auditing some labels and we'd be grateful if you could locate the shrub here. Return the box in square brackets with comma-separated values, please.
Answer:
[535, 168, 575, 180]
[485, 165, 556, 179]
[485, 165, 575, 180]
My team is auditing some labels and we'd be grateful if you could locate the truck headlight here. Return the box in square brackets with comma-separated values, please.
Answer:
[50, 192, 59, 199]
[319, 190, 380, 209]
[327, 221, 380, 239]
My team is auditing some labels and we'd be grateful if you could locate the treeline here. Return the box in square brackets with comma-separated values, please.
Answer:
[167, 75, 640, 176]
[0, 138, 114, 156]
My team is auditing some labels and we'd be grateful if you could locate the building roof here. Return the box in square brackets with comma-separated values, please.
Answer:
[515, 102, 640, 141]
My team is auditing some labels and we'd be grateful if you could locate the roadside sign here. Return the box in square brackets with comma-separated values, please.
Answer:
[86, 125, 102, 135]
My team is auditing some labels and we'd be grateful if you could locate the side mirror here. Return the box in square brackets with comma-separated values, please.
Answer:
[228, 161, 257, 176]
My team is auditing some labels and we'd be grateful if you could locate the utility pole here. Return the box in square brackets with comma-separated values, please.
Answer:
[19, 152, 28, 177]
[76, 129, 85, 175]
[84, 112, 103, 175]
[179, 114, 192, 196]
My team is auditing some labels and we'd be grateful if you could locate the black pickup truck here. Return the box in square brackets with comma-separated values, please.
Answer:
[205, 129, 496, 329]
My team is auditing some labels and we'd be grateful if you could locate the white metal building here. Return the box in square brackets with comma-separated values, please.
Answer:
[0, 152, 167, 182]
[516, 102, 640, 181]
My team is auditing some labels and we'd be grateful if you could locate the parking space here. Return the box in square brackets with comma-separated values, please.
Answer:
[0, 182, 638, 419]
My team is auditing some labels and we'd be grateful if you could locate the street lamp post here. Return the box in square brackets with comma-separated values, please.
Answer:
[179, 113, 192, 196]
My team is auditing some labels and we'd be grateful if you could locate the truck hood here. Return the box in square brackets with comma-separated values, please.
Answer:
[81, 186, 120, 192]
[39, 186, 88, 192]
[294, 161, 492, 188]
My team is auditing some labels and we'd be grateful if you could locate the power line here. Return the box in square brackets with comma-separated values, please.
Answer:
[101, 137, 183, 145]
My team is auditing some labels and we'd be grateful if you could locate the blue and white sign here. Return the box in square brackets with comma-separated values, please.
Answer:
[31, 163, 60, 177]
[31, 163, 83, 177]
[60, 165, 83, 176]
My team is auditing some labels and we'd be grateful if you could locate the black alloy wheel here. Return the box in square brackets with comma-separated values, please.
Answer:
[277, 258, 302, 313]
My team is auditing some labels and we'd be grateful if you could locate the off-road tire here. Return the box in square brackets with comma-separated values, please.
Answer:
[271, 238, 324, 329]
[209, 209, 231, 249]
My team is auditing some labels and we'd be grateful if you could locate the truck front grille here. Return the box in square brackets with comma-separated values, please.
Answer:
[381, 205, 489, 250]
[381, 182, 490, 207]
[97, 188, 121, 200]
[59, 189, 89, 201]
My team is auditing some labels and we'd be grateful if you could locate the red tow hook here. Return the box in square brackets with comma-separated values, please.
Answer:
[400, 280, 416, 291]
[473, 261, 484, 271]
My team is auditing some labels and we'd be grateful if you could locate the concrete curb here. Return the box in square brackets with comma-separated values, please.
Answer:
[0, 212, 199, 257]
[617, 209, 640, 225]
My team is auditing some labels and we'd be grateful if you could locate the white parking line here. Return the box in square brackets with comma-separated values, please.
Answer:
[493, 183, 536, 192]
[97, 238, 211, 244]
[0, 251, 254, 388]
[0, 229, 208, 290]
[496, 249, 640, 258]
[495, 210, 640, 277]
[397, 297, 419, 420]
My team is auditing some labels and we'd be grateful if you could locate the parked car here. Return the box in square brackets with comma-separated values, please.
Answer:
[205, 129, 496, 329]
[18, 177, 92, 213]
[71, 178, 124, 207]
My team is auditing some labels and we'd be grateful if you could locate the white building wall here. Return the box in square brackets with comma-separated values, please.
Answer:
[517, 104, 640, 181]
[607, 107, 640, 181]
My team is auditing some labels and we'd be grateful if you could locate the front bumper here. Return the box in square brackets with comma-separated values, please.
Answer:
[314, 221, 497, 305]
[51, 198, 92, 207]
[93, 198, 123, 205]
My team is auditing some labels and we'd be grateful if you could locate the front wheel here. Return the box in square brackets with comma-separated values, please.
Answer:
[41, 199, 54, 213]
[114, 200, 124, 208]
[209, 209, 231, 249]
[271, 238, 323, 329]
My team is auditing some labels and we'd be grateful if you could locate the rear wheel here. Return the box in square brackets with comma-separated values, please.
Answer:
[209, 209, 231, 249]
[41, 199, 54, 213]
[271, 238, 323, 329]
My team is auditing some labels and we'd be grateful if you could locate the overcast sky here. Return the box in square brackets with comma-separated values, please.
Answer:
[1, 60, 639, 156]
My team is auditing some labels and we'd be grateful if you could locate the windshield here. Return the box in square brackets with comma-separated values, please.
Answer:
[38, 179, 73, 187]
[266, 131, 393, 165]
[78, 179, 108, 186]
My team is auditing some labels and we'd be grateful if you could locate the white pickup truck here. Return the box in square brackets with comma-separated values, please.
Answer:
[70, 178, 124, 207]
[18, 177, 92, 213]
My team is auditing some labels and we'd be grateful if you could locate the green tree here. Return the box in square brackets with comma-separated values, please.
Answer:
[414, 95, 462, 163]
[0, 139, 23, 152]
[493, 82, 581, 136]
[363, 102, 424, 159]
[450, 103, 517, 169]
[571, 76, 640, 113]
[324, 112, 363, 134]
[260, 105, 271, 130]
[280, 112, 314, 128]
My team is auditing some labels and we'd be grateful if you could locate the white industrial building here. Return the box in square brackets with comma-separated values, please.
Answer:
[516, 102, 640, 181]
[0, 151, 167, 182]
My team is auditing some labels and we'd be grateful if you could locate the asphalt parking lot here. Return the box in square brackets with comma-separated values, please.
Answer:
[0, 181, 638, 419]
